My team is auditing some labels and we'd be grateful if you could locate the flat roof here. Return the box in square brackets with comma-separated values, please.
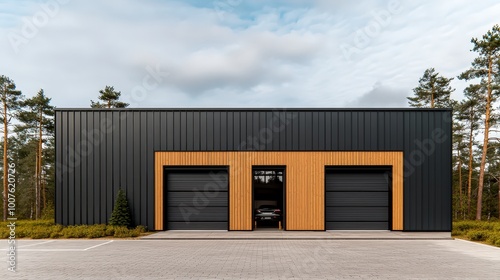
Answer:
[55, 107, 452, 111]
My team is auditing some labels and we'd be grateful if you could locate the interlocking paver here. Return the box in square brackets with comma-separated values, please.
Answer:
[1, 239, 499, 279]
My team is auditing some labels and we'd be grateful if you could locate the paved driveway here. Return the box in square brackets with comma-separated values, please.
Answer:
[1, 239, 499, 279]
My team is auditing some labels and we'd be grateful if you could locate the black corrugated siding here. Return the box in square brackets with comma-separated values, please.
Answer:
[55, 109, 452, 231]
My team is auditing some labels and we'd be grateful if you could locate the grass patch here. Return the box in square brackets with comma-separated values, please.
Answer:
[0, 220, 150, 239]
[453, 220, 500, 247]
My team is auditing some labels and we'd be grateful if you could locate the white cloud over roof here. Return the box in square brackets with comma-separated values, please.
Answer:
[1, 0, 499, 108]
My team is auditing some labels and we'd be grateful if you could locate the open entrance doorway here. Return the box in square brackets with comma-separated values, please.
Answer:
[252, 167, 285, 230]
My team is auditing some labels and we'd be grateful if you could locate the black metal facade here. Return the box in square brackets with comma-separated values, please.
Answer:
[55, 108, 452, 231]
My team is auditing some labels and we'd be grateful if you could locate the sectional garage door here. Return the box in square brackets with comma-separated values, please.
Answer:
[165, 168, 228, 230]
[326, 169, 390, 230]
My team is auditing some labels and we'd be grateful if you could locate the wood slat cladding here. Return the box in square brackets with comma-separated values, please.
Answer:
[155, 151, 403, 231]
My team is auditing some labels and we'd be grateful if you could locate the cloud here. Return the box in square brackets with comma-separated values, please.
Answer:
[163, 31, 321, 95]
[0, 0, 498, 108]
[346, 82, 410, 107]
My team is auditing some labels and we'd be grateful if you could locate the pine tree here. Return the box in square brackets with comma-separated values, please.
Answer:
[91, 86, 129, 108]
[16, 89, 54, 219]
[408, 68, 455, 108]
[0, 75, 23, 221]
[457, 87, 484, 218]
[458, 24, 500, 220]
[109, 189, 131, 227]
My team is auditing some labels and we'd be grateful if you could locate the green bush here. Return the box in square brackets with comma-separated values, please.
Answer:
[453, 220, 500, 247]
[113, 226, 130, 238]
[135, 225, 147, 233]
[61, 226, 87, 238]
[30, 228, 51, 239]
[109, 189, 132, 227]
[0, 219, 150, 239]
[41, 202, 55, 220]
[85, 225, 107, 238]
[105, 226, 117, 236]
[466, 230, 490, 241]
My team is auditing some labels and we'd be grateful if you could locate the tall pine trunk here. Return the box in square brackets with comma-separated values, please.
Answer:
[458, 157, 463, 218]
[37, 109, 43, 218]
[467, 125, 474, 218]
[476, 56, 493, 221]
[3, 101, 7, 221]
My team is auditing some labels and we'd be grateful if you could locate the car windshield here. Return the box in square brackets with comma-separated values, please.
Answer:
[259, 205, 277, 209]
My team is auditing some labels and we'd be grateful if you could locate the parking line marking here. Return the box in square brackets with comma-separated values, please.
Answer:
[18, 240, 55, 248]
[83, 240, 114, 251]
[12, 249, 87, 252]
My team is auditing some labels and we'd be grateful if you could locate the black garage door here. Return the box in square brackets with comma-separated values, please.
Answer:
[165, 168, 228, 230]
[325, 169, 390, 230]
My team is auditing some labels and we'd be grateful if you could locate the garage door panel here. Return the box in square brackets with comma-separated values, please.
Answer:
[165, 169, 228, 230]
[326, 207, 388, 221]
[326, 182, 388, 192]
[325, 173, 388, 183]
[326, 222, 388, 230]
[167, 206, 228, 222]
[167, 173, 228, 192]
[167, 192, 229, 207]
[167, 222, 228, 230]
[325, 192, 388, 207]
[325, 170, 390, 230]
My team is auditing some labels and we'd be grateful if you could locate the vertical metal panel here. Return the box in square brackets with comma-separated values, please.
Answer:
[140, 112, 148, 225]
[55, 111, 63, 224]
[85, 112, 94, 224]
[67, 112, 74, 225]
[324, 111, 331, 150]
[227, 111, 234, 150]
[292, 112, 299, 150]
[214, 112, 221, 150]
[65, 112, 77, 224]
[377, 112, 384, 150]
[147, 111, 157, 228]
[259, 111, 268, 150]
[233, 112, 240, 149]
[95, 112, 102, 224]
[180, 111, 187, 150]
[119, 111, 128, 217]
[352, 112, 359, 150]
[346, 112, 353, 150]
[338, 112, 345, 150]
[312, 112, 318, 150]
[238, 112, 245, 150]
[173, 111, 180, 151]
[252, 112, 259, 149]
[207, 112, 214, 150]
[160, 111, 167, 150]
[80, 112, 88, 224]
[421, 111, 429, 230]
[166, 112, 174, 150]
[220, 111, 227, 150]
[331, 111, 338, 150]
[105, 112, 113, 223]
[125, 112, 134, 224]
[73, 112, 81, 225]
[112, 112, 122, 217]
[286, 112, 293, 150]
[246, 112, 253, 149]
[193, 111, 200, 150]
[133, 112, 141, 224]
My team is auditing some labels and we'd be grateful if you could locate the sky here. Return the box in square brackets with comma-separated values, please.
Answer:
[1, 0, 499, 108]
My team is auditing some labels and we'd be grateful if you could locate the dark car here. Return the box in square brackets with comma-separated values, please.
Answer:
[254, 205, 281, 221]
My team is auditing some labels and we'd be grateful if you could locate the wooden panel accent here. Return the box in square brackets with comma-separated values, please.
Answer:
[155, 151, 403, 231]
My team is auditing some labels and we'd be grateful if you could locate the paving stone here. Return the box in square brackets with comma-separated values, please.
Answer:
[0, 239, 499, 279]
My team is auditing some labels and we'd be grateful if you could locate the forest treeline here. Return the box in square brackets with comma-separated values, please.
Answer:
[1, 25, 499, 222]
